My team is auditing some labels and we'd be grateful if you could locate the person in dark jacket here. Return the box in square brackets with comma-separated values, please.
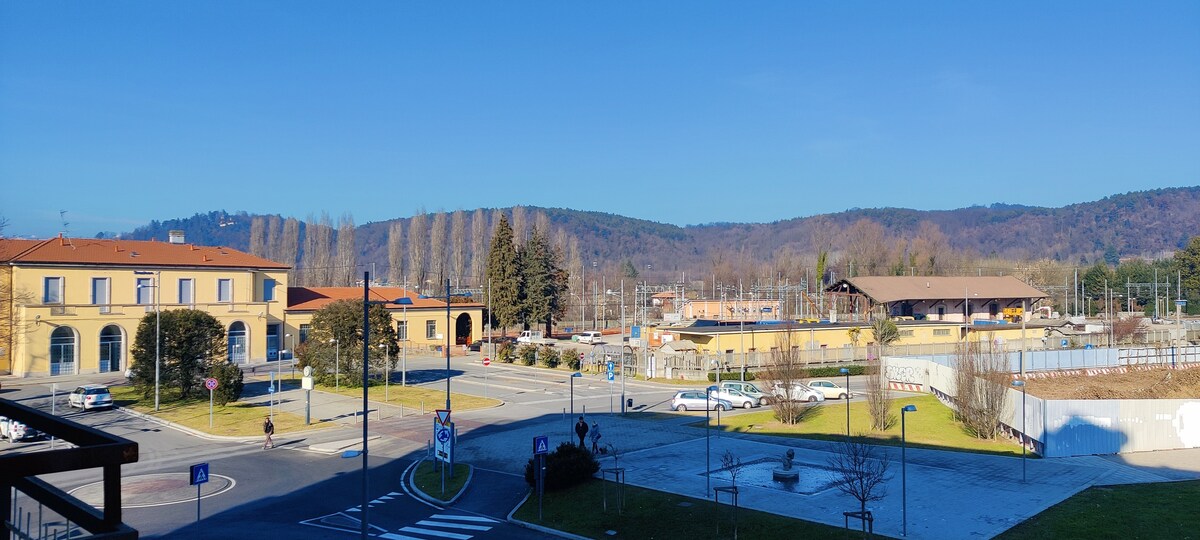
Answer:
[574, 416, 588, 447]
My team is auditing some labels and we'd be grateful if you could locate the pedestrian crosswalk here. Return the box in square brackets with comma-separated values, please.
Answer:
[301, 505, 499, 539]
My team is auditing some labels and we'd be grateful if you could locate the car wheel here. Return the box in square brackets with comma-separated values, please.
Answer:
[676, 404, 687, 412]
[839, 393, 848, 400]
[808, 396, 818, 403]
[742, 401, 752, 409]
[715, 404, 726, 411]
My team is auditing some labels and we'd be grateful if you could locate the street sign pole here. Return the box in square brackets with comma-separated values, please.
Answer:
[189, 463, 209, 523]
[204, 378, 218, 429]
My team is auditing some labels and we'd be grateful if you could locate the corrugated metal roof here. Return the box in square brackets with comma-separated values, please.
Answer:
[0, 236, 289, 270]
[834, 276, 1048, 303]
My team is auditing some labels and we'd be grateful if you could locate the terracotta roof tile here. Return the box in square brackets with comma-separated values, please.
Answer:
[286, 286, 483, 312]
[0, 236, 289, 270]
[0, 239, 43, 262]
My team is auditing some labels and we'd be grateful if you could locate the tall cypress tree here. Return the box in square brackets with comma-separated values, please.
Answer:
[485, 214, 521, 334]
[520, 227, 553, 330]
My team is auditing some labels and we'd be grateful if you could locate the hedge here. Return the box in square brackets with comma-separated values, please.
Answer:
[707, 371, 757, 382]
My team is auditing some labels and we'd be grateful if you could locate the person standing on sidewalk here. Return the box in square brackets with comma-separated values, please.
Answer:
[590, 421, 602, 454]
[574, 416, 588, 447]
[262, 415, 275, 449]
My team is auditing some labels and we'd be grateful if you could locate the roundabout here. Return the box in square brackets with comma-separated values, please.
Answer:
[70, 473, 236, 509]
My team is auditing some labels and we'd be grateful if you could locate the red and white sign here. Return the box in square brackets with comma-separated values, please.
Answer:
[204, 378, 219, 391]
[435, 409, 452, 425]
[483, 357, 491, 367]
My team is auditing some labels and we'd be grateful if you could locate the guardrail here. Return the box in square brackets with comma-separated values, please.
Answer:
[1, 398, 139, 539]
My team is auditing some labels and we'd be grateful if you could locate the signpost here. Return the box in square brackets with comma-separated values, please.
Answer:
[434, 410, 453, 496]
[268, 371, 276, 423]
[482, 357, 491, 399]
[606, 359, 615, 413]
[301, 366, 314, 425]
[189, 463, 209, 522]
[533, 435, 548, 520]
[204, 378, 219, 428]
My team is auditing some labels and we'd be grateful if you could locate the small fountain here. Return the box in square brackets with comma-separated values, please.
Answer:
[772, 449, 799, 481]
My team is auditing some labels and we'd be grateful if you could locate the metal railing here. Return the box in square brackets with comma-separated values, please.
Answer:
[1, 399, 139, 539]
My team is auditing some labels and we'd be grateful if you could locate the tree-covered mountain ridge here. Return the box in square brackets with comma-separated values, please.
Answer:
[121, 186, 1200, 275]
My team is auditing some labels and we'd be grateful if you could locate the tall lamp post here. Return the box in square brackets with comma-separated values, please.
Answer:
[901, 404, 918, 537]
[379, 343, 391, 402]
[134, 271, 161, 411]
[840, 367, 851, 438]
[330, 338, 340, 390]
[438, 278, 472, 411]
[570, 371, 582, 440]
[1011, 379, 1027, 483]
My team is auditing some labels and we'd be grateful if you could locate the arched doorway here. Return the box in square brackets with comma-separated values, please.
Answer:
[99, 325, 123, 373]
[454, 313, 472, 345]
[228, 322, 248, 364]
[50, 326, 77, 376]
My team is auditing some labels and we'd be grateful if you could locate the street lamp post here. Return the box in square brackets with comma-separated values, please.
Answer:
[570, 371, 582, 440]
[437, 278, 473, 411]
[1011, 379, 1027, 483]
[379, 343, 390, 402]
[840, 367, 851, 438]
[134, 271, 161, 411]
[901, 404, 918, 537]
[330, 338, 340, 390]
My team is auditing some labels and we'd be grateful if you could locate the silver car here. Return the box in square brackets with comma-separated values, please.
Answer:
[0, 416, 39, 442]
[671, 390, 734, 412]
[771, 383, 827, 403]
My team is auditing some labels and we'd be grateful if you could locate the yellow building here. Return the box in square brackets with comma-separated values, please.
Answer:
[284, 287, 483, 353]
[1, 235, 290, 377]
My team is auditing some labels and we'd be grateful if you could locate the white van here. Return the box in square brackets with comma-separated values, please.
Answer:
[578, 331, 604, 344]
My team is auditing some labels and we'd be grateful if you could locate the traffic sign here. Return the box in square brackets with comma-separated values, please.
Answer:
[578, 352, 584, 361]
[1177, 300, 1188, 307]
[483, 357, 491, 367]
[189, 463, 209, 485]
[434, 420, 454, 463]
[533, 435, 549, 455]
[204, 378, 218, 391]
[435, 409, 451, 426]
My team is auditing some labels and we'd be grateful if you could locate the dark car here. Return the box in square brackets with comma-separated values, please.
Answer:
[469, 336, 517, 352]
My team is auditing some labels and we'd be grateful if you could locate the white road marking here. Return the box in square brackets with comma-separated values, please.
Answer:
[430, 514, 497, 523]
[380, 533, 427, 540]
[415, 519, 491, 531]
[398, 526, 473, 539]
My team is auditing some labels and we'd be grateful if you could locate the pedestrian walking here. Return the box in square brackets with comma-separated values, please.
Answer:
[574, 416, 588, 448]
[590, 421, 602, 454]
[262, 415, 275, 449]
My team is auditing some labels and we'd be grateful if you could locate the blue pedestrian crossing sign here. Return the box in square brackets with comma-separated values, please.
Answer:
[533, 435, 549, 455]
[189, 463, 209, 486]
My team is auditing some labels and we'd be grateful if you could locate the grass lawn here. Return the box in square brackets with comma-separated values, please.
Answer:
[110, 385, 334, 437]
[411, 461, 470, 502]
[697, 394, 1029, 458]
[513, 479, 879, 539]
[250, 373, 501, 412]
[997, 480, 1200, 539]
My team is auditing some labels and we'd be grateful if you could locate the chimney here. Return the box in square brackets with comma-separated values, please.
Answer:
[168, 230, 186, 244]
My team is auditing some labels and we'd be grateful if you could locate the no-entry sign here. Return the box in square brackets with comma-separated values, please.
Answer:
[483, 357, 491, 367]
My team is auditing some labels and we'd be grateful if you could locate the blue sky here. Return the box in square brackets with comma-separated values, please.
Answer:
[2, 1, 1198, 238]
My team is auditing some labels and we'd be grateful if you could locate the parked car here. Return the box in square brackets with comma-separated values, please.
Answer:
[707, 386, 760, 409]
[0, 416, 40, 442]
[468, 336, 517, 352]
[577, 331, 604, 345]
[671, 390, 734, 412]
[771, 383, 826, 403]
[69, 384, 113, 410]
[719, 381, 770, 405]
[806, 379, 852, 400]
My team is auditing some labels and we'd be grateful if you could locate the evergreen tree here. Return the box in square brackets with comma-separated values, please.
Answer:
[519, 227, 554, 330]
[1175, 235, 1200, 309]
[486, 214, 521, 334]
[130, 309, 227, 401]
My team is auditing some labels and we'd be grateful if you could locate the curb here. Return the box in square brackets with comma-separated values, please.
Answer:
[406, 459, 474, 507]
[506, 491, 592, 540]
[116, 405, 339, 443]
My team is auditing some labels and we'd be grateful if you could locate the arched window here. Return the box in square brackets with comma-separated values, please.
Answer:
[99, 325, 123, 373]
[50, 326, 77, 376]
[228, 321, 248, 364]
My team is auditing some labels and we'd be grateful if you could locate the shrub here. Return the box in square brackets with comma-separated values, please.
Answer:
[707, 371, 757, 382]
[565, 349, 582, 371]
[539, 345, 560, 368]
[208, 361, 245, 406]
[518, 344, 538, 366]
[498, 342, 515, 363]
[524, 441, 600, 491]
[806, 365, 867, 378]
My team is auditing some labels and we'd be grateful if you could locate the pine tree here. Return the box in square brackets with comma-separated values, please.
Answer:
[486, 215, 521, 335]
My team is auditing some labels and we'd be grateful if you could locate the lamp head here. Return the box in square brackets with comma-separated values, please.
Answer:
[902, 404, 917, 413]
[329, 338, 337, 344]
[571, 372, 582, 378]
[393, 297, 414, 305]
[1011, 380, 1026, 388]
[840, 367, 850, 374]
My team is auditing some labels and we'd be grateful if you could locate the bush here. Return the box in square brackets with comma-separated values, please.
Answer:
[565, 349, 582, 371]
[518, 344, 538, 366]
[524, 441, 600, 491]
[539, 345, 560, 368]
[208, 361, 245, 406]
[498, 342, 515, 363]
[707, 371, 757, 382]
[806, 365, 867, 378]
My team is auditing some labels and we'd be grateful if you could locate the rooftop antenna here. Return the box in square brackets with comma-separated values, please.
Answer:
[59, 210, 74, 247]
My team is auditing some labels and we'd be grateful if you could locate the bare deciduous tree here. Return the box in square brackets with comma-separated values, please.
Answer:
[451, 210, 467, 285]
[249, 217, 266, 257]
[953, 340, 1011, 439]
[281, 217, 301, 284]
[827, 438, 891, 529]
[843, 218, 892, 277]
[1112, 316, 1146, 345]
[910, 221, 950, 275]
[430, 211, 448, 285]
[864, 356, 895, 431]
[763, 326, 809, 424]
[511, 206, 527, 246]
[388, 221, 405, 286]
[720, 449, 745, 488]
[335, 213, 356, 286]
[470, 208, 487, 284]
[408, 210, 428, 289]
[266, 215, 282, 262]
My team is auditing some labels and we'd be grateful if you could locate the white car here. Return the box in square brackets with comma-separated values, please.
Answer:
[0, 416, 39, 442]
[707, 386, 760, 409]
[771, 383, 827, 403]
[578, 331, 604, 345]
[807, 379, 852, 400]
[69, 384, 113, 410]
[719, 381, 770, 405]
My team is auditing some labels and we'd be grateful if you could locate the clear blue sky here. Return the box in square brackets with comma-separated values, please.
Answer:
[2, 1, 1198, 238]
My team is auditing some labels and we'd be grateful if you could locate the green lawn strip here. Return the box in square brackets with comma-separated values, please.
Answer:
[514, 478, 878, 539]
[697, 394, 1028, 458]
[411, 461, 470, 502]
[249, 372, 502, 412]
[110, 385, 334, 437]
[997, 481, 1200, 539]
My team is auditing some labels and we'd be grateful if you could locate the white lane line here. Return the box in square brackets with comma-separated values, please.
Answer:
[430, 514, 498, 523]
[415, 520, 491, 531]
[398, 526, 473, 539]
[380, 533, 426, 540]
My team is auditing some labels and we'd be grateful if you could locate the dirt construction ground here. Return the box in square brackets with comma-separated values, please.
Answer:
[1026, 367, 1200, 400]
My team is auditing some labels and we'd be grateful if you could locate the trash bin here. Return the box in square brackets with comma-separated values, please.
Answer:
[626, 398, 633, 409]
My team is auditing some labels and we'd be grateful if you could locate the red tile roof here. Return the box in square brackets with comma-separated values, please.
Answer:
[0, 236, 289, 270]
[286, 287, 483, 312]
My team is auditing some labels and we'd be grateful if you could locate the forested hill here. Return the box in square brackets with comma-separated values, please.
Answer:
[119, 187, 1200, 275]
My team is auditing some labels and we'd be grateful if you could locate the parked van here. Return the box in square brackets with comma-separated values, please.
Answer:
[578, 331, 604, 345]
